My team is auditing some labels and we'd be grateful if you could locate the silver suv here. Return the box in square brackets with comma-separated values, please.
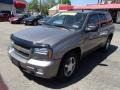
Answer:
[8, 10, 114, 81]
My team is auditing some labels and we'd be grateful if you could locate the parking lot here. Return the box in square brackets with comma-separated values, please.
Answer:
[0, 22, 120, 90]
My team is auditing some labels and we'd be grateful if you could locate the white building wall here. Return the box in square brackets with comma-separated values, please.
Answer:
[0, 2, 28, 15]
[0, 3, 16, 15]
[0, 3, 13, 11]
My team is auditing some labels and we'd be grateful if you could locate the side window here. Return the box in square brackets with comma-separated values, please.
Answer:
[87, 14, 99, 26]
[99, 14, 107, 27]
[73, 13, 86, 28]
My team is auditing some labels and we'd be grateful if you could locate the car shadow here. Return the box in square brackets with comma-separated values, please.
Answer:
[23, 45, 118, 89]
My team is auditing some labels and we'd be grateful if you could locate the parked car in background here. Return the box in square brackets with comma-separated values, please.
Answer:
[24, 15, 44, 26]
[8, 10, 114, 81]
[0, 11, 14, 22]
[9, 14, 31, 24]
[38, 16, 51, 25]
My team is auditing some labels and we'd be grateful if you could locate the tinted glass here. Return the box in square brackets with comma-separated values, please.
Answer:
[46, 12, 87, 30]
[106, 13, 113, 24]
[87, 14, 99, 26]
[42, 17, 50, 21]
[99, 14, 107, 27]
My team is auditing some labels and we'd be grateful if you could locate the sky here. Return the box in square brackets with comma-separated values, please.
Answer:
[26, 0, 98, 6]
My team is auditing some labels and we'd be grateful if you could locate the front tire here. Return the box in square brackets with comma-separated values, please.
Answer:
[57, 52, 79, 81]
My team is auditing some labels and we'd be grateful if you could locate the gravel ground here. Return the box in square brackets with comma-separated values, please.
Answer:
[0, 22, 120, 90]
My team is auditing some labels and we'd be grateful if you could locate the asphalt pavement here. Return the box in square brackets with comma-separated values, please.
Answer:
[0, 22, 120, 90]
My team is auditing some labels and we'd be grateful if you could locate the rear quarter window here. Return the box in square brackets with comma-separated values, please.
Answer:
[99, 13, 113, 27]
[99, 14, 107, 27]
[106, 13, 113, 25]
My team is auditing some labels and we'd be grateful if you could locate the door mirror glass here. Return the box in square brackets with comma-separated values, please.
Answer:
[85, 23, 98, 32]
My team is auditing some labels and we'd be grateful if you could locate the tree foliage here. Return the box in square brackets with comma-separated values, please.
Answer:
[48, 0, 56, 7]
[28, 0, 56, 15]
[29, 0, 39, 11]
[58, 0, 71, 5]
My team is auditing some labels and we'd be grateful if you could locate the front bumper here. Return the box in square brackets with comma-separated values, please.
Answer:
[25, 21, 32, 25]
[8, 48, 61, 78]
[10, 20, 20, 24]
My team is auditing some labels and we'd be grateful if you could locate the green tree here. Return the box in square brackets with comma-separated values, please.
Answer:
[48, 0, 56, 7]
[39, 0, 56, 15]
[58, 0, 71, 5]
[29, 0, 39, 11]
[28, 0, 56, 15]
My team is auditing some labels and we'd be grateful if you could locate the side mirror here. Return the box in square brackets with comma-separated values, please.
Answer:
[85, 24, 98, 32]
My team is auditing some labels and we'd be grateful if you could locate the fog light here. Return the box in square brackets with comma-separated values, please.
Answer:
[36, 69, 44, 75]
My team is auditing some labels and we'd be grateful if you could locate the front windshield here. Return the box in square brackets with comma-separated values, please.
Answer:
[46, 12, 87, 30]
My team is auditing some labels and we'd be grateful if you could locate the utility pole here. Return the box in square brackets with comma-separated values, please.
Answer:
[39, 0, 42, 14]
[98, 0, 102, 4]
[98, 0, 100, 4]
[100, 0, 103, 4]
[61, 0, 62, 4]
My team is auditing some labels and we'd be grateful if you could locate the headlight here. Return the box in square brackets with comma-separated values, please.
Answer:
[10, 40, 14, 47]
[34, 48, 53, 59]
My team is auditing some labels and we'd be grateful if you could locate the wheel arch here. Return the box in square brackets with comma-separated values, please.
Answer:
[108, 33, 113, 41]
[61, 47, 81, 61]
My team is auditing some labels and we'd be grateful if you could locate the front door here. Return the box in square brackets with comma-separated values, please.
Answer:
[82, 13, 100, 53]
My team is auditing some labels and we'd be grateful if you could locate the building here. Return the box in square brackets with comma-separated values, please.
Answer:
[102, 0, 120, 4]
[14, 0, 28, 14]
[49, 3, 120, 23]
[49, 4, 73, 16]
[0, 0, 14, 11]
[0, 0, 27, 15]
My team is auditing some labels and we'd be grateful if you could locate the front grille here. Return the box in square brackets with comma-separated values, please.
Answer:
[11, 35, 34, 59]
[13, 43, 32, 59]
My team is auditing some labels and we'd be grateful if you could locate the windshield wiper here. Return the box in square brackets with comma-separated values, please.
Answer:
[53, 24, 70, 30]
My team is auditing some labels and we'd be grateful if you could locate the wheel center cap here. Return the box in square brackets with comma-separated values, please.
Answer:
[68, 62, 74, 72]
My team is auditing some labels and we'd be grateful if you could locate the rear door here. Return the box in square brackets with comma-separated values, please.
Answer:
[98, 13, 111, 44]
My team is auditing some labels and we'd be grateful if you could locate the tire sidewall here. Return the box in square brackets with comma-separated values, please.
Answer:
[105, 38, 111, 51]
[57, 52, 79, 81]
[34, 21, 38, 26]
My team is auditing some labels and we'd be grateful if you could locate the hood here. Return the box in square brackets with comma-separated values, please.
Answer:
[12, 25, 74, 47]
[10, 17, 18, 20]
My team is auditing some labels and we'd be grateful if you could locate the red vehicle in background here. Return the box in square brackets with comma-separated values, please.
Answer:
[9, 14, 31, 24]
[0, 11, 14, 22]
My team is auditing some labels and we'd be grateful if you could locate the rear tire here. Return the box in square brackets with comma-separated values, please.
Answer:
[101, 37, 111, 52]
[25, 23, 28, 26]
[33, 21, 38, 26]
[57, 52, 79, 82]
